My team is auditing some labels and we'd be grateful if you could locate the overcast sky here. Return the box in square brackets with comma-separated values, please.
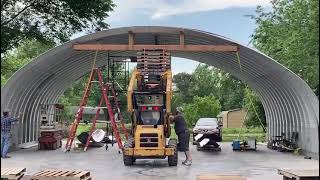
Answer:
[74, 0, 271, 74]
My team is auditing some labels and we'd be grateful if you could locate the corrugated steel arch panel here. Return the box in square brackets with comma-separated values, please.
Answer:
[1, 26, 318, 157]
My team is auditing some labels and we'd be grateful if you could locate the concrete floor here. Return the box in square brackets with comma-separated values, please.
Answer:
[1, 142, 319, 180]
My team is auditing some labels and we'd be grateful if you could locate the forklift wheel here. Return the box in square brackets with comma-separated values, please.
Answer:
[193, 141, 198, 145]
[196, 144, 201, 151]
[123, 138, 134, 166]
[168, 139, 178, 166]
[123, 154, 134, 166]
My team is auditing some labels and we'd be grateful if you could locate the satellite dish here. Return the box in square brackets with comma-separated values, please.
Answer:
[92, 129, 106, 142]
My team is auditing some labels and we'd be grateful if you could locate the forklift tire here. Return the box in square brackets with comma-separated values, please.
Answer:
[123, 137, 134, 166]
[196, 144, 202, 151]
[168, 139, 178, 166]
[123, 154, 134, 166]
[193, 141, 198, 145]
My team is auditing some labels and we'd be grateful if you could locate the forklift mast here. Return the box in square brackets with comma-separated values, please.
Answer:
[127, 49, 172, 137]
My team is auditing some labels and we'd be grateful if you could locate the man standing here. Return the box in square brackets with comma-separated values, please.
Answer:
[1, 109, 19, 158]
[172, 107, 192, 166]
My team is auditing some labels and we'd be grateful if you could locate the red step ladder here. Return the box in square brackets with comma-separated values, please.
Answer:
[64, 68, 128, 152]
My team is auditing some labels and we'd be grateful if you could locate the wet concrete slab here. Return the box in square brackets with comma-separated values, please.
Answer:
[1, 142, 318, 180]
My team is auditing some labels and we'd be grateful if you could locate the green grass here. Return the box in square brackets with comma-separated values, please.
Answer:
[222, 127, 266, 142]
[222, 127, 265, 134]
[76, 123, 106, 136]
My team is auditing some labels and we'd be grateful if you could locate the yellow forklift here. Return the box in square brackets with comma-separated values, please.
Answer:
[122, 49, 177, 166]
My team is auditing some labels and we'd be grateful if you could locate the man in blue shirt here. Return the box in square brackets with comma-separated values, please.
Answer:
[1, 109, 19, 158]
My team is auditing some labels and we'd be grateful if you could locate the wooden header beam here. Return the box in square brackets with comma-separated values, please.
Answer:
[73, 30, 239, 52]
[73, 44, 239, 52]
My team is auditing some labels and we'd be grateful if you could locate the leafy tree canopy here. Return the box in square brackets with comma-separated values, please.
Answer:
[1, 0, 115, 54]
[250, 0, 319, 89]
[1, 39, 54, 86]
[183, 96, 221, 127]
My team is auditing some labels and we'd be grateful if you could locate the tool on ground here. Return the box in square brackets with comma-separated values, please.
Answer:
[232, 138, 256, 151]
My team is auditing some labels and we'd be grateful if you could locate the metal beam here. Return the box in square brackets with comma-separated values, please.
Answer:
[73, 44, 239, 52]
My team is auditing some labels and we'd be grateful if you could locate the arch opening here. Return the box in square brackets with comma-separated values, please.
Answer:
[1, 26, 318, 157]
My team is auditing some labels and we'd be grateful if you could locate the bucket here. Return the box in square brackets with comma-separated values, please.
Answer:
[92, 129, 106, 142]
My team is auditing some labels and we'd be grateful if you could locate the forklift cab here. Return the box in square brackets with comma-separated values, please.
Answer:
[132, 92, 166, 126]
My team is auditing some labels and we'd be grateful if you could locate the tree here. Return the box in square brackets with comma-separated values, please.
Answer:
[1, 39, 54, 86]
[190, 64, 220, 98]
[243, 88, 266, 129]
[1, 0, 115, 55]
[250, 0, 319, 90]
[176, 64, 245, 111]
[183, 96, 221, 127]
[218, 72, 245, 111]
[173, 72, 194, 104]
[171, 94, 183, 113]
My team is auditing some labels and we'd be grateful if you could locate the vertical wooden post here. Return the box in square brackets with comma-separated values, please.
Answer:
[128, 31, 134, 50]
[179, 30, 185, 47]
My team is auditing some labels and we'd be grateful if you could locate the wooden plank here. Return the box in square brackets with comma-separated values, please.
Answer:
[32, 170, 47, 176]
[1, 173, 25, 180]
[278, 169, 319, 178]
[40, 170, 57, 176]
[15, 173, 24, 180]
[4, 168, 15, 175]
[1, 167, 26, 179]
[179, 31, 185, 46]
[197, 175, 247, 180]
[137, 52, 171, 56]
[137, 60, 170, 63]
[73, 44, 239, 52]
[53, 171, 71, 177]
[73, 171, 90, 177]
[1, 168, 10, 175]
[3, 173, 25, 180]
[37, 170, 52, 176]
[128, 31, 134, 49]
[82, 177, 92, 180]
[137, 55, 170, 58]
[47, 170, 63, 176]
[31, 170, 92, 180]
[69, 171, 82, 176]
[60, 170, 76, 177]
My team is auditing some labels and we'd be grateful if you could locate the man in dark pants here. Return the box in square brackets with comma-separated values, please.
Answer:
[172, 107, 192, 166]
[1, 109, 19, 158]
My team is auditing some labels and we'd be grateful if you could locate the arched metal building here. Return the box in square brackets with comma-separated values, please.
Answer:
[1, 26, 318, 157]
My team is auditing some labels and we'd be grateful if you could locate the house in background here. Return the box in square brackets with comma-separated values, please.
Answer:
[217, 108, 246, 128]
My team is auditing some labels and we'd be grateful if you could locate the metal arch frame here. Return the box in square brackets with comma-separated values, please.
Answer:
[1, 26, 318, 158]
